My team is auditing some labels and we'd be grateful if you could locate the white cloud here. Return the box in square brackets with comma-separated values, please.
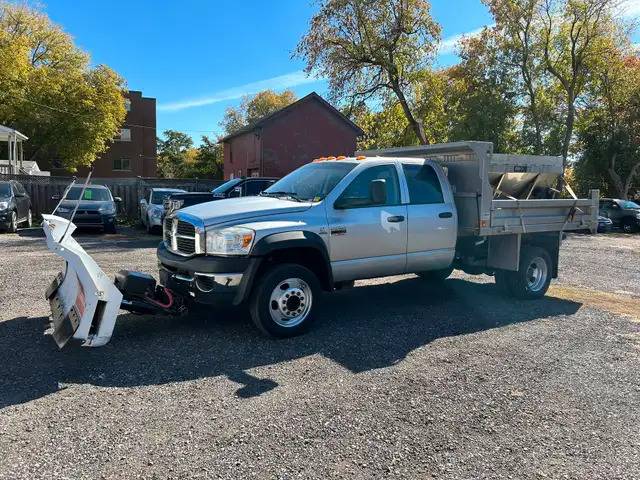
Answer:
[439, 26, 488, 55]
[158, 71, 319, 112]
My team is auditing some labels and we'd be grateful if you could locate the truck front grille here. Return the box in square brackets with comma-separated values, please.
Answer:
[164, 216, 202, 256]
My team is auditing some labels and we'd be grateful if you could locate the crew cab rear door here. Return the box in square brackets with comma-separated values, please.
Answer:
[327, 163, 408, 282]
[401, 161, 457, 272]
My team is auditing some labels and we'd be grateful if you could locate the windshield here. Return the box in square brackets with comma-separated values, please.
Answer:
[212, 178, 242, 195]
[151, 191, 180, 204]
[620, 200, 640, 209]
[263, 162, 357, 202]
[0, 183, 10, 197]
[65, 186, 112, 201]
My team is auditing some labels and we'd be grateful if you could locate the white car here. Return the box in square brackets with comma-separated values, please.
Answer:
[140, 188, 185, 233]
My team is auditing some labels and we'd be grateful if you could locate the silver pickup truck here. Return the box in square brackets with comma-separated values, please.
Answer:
[157, 141, 599, 338]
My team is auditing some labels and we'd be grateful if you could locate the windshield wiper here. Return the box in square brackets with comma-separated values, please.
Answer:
[260, 191, 304, 202]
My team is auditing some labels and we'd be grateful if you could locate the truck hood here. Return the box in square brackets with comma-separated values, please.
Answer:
[178, 196, 313, 227]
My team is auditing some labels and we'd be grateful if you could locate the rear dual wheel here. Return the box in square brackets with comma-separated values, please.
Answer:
[495, 246, 552, 299]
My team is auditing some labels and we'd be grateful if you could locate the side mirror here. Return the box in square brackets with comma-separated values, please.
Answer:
[140, 198, 147, 205]
[114, 196, 122, 203]
[370, 179, 387, 205]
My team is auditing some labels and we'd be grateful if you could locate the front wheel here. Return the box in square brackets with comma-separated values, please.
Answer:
[622, 218, 639, 233]
[146, 215, 157, 234]
[249, 263, 321, 338]
[495, 246, 552, 299]
[8, 210, 17, 233]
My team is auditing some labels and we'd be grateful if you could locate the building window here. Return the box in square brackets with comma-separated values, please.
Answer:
[124, 99, 131, 112]
[114, 128, 131, 142]
[113, 158, 131, 171]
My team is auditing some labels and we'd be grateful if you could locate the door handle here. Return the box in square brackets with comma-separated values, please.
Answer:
[387, 215, 405, 223]
[439, 212, 453, 218]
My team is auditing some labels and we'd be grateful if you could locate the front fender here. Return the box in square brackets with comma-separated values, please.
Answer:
[233, 231, 332, 305]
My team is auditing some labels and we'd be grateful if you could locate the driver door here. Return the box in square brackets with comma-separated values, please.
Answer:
[327, 164, 407, 282]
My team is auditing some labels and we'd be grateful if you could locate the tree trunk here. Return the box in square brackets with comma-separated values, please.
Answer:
[390, 81, 428, 145]
[561, 93, 576, 166]
[606, 154, 640, 200]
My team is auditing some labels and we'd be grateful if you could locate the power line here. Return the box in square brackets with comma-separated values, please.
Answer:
[9, 93, 221, 136]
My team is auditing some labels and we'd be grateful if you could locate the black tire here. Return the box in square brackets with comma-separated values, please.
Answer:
[416, 267, 454, 282]
[104, 223, 117, 234]
[249, 263, 321, 338]
[8, 210, 17, 233]
[622, 218, 639, 233]
[496, 246, 552, 299]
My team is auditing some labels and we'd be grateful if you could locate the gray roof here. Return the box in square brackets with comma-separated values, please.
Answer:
[219, 92, 364, 143]
[0, 125, 28, 141]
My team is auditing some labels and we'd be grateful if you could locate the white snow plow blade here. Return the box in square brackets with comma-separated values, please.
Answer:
[42, 214, 123, 348]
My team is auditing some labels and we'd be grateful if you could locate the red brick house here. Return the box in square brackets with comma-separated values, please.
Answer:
[220, 92, 364, 180]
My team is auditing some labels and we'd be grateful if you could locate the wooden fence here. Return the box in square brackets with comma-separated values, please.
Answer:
[0, 174, 225, 219]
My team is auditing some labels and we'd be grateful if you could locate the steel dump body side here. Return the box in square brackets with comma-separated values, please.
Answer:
[358, 141, 599, 236]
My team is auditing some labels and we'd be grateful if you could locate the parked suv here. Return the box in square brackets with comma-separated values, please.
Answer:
[599, 198, 640, 233]
[212, 177, 277, 199]
[163, 178, 278, 218]
[54, 185, 120, 233]
[140, 188, 185, 233]
[0, 180, 32, 232]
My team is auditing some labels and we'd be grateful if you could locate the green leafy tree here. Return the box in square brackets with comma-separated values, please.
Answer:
[446, 29, 520, 152]
[182, 136, 224, 179]
[0, 2, 126, 171]
[157, 131, 224, 179]
[156, 130, 194, 178]
[351, 100, 417, 150]
[575, 53, 640, 199]
[540, 0, 619, 164]
[295, 0, 441, 144]
[220, 90, 297, 135]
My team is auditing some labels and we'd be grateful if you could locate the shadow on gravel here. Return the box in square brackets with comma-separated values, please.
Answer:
[0, 278, 581, 408]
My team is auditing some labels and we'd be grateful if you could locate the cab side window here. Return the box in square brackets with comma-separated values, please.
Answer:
[336, 165, 400, 208]
[402, 163, 444, 204]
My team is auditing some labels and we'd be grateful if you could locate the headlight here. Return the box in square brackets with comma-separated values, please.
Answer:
[57, 206, 71, 213]
[149, 207, 163, 218]
[205, 227, 254, 256]
[0, 201, 8, 210]
[99, 204, 116, 214]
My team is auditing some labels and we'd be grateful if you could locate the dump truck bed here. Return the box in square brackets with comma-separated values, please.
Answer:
[358, 142, 599, 236]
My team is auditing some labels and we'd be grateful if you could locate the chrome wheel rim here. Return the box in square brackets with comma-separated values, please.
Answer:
[269, 277, 312, 328]
[11, 211, 16, 229]
[526, 256, 548, 292]
[27, 209, 32, 226]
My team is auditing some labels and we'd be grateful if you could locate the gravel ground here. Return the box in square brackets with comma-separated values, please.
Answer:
[0, 228, 639, 479]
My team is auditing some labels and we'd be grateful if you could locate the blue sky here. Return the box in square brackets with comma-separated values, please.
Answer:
[43, 0, 639, 142]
